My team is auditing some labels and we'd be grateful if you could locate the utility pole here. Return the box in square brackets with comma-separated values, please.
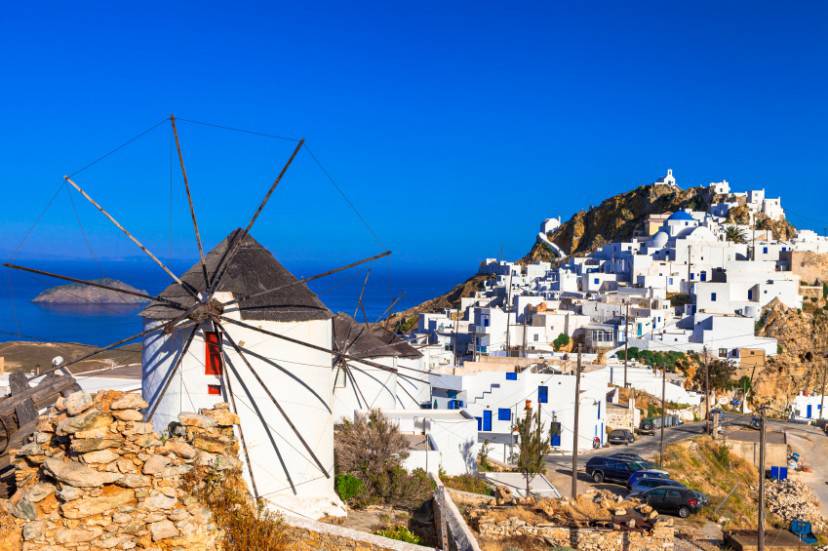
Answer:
[703, 346, 711, 434]
[659, 364, 667, 468]
[623, 301, 630, 388]
[758, 405, 767, 551]
[571, 344, 582, 499]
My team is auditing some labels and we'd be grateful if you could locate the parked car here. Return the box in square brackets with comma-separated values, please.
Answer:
[627, 469, 669, 489]
[629, 478, 685, 497]
[586, 457, 651, 484]
[608, 429, 635, 445]
[608, 452, 646, 462]
[637, 419, 656, 436]
[640, 486, 703, 518]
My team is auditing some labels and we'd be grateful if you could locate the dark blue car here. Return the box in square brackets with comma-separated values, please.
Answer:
[586, 456, 650, 484]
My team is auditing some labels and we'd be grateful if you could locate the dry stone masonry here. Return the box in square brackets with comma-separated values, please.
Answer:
[4, 389, 242, 551]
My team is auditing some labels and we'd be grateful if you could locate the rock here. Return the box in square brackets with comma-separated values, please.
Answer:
[57, 485, 83, 501]
[149, 519, 179, 541]
[192, 436, 227, 454]
[26, 482, 56, 503]
[71, 437, 121, 453]
[9, 497, 37, 520]
[112, 409, 144, 422]
[117, 474, 151, 489]
[57, 409, 112, 435]
[122, 422, 154, 436]
[141, 491, 177, 510]
[74, 427, 112, 439]
[44, 457, 122, 488]
[82, 449, 120, 464]
[22, 520, 44, 541]
[202, 405, 239, 426]
[164, 440, 196, 460]
[143, 454, 171, 475]
[64, 391, 94, 416]
[178, 413, 217, 429]
[110, 394, 149, 410]
[55, 526, 104, 544]
[61, 487, 136, 519]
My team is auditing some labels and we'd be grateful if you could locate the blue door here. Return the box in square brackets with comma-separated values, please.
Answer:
[551, 434, 561, 446]
[807, 404, 813, 418]
[475, 417, 482, 431]
[483, 410, 493, 431]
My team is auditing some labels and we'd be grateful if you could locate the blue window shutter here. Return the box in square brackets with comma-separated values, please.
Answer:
[457, 400, 464, 408]
[497, 408, 511, 421]
[538, 386, 548, 404]
[763, 246, 768, 254]
[476, 417, 482, 431]
[711, 292, 717, 302]
[506, 372, 518, 381]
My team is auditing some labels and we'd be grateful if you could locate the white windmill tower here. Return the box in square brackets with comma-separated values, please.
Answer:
[2, 116, 437, 520]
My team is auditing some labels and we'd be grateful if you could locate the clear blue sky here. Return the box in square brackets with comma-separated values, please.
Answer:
[2, 1, 826, 274]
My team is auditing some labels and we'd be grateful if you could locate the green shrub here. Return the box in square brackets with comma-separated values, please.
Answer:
[375, 525, 421, 544]
[713, 443, 731, 468]
[552, 333, 570, 351]
[335, 474, 364, 502]
[441, 474, 494, 496]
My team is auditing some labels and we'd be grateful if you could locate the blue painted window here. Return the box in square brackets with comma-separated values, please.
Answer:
[690, 273, 695, 280]
[711, 292, 717, 302]
[594, 278, 599, 285]
[506, 372, 518, 381]
[447, 400, 456, 410]
[483, 410, 492, 431]
[456, 400, 464, 408]
[763, 246, 768, 254]
[701, 271, 707, 281]
[446, 389, 458, 398]
[538, 386, 548, 404]
[669, 277, 673, 285]
[484, 318, 490, 327]
[497, 408, 511, 421]
[637, 322, 643, 336]
[748, 289, 753, 300]
[475, 417, 482, 431]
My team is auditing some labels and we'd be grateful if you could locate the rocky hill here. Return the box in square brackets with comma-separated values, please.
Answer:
[752, 299, 828, 410]
[33, 279, 148, 304]
[524, 183, 713, 262]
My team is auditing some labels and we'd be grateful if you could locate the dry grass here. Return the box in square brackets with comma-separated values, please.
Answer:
[663, 437, 759, 528]
[184, 466, 292, 551]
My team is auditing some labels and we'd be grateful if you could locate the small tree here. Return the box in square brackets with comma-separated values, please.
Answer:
[515, 407, 550, 495]
[477, 440, 492, 472]
[553, 333, 570, 351]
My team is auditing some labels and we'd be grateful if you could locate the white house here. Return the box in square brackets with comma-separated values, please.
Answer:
[141, 230, 344, 519]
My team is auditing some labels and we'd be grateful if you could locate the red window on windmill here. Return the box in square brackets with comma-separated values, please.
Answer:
[204, 332, 223, 376]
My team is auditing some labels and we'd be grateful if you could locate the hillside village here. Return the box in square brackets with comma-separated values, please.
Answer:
[2, 170, 828, 550]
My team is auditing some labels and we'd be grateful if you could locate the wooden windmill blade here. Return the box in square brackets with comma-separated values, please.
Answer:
[353, 270, 371, 322]
[216, 347, 297, 495]
[64, 176, 200, 299]
[221, 250, 391, 307]
[223, 316, 432, 380]
[170, 114, 210, 289]
[207, 139, 304, 295]
[217, 322, 331, 479]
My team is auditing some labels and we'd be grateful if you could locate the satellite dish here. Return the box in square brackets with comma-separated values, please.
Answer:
[51, 356, 64, 368]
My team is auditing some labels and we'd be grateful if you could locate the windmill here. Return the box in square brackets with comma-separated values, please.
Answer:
[330, 278, 427, 420]
[3, 115, 433, 519]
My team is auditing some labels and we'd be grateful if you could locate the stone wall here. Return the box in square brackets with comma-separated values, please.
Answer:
[788, 251, 828, 285]
[476, 517, 675, 551]
[4, 390, 239, 550]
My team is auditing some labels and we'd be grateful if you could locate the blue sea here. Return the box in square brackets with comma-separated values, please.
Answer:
[0, 259, 468, 346]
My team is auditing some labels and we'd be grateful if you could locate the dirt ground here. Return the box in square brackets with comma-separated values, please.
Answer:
[321, 504, 436, 546]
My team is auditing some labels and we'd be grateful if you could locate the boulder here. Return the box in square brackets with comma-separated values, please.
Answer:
[110, 394, 149, 410]
[44, 457, 122, 488]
